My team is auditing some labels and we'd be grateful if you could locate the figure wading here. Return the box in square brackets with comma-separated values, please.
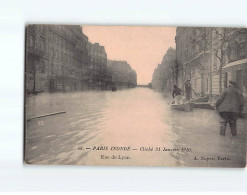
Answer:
[215, 80, 245, 136]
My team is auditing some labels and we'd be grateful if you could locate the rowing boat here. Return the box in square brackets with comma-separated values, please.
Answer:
[191, 95, 209, 103]
[170, 102, 194, 112]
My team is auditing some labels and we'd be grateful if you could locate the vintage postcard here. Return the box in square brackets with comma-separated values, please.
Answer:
[24, 25, 247, 167]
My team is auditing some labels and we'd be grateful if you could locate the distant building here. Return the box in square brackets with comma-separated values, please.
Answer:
[107, 60, 137, 89]
[152, 47, 176, 94]
[26, 25, 91, 93]
[87, 42, 108, 90]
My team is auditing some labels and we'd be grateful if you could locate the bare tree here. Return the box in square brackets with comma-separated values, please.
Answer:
[210, 28, 247, 93]
[187, 27, 212, 95]
[188, 27, 247, 94]
[211, 28, 232, 92]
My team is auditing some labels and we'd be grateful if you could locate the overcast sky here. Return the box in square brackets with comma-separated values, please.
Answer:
[83, 26, 176, 85]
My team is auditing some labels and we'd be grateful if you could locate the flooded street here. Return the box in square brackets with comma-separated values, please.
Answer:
[25, 88, 246, 167]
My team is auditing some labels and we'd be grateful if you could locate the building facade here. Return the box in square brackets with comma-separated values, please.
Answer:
[107, 60, 137, 89]
[175, 27, 247, 100]
[175, 27, 212, 97]
[215, 28, 247, 98]
[152, 47, 176, 94]
[26, 24, 90, 93]
[87, 42, 108, 90]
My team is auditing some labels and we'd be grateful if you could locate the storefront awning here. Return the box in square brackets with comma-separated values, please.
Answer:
[222, 58, 247, 73]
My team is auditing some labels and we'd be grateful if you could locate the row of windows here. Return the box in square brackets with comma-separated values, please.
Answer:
[49, 47, 89, 67]
[49, 32, 75, 52]
[90, 52, 107, 58]
[38, 61, 46, 73]
[27, 36, 45, 51]
[49, 31, 90, 58]
[213, 41, 247, 67]
[36, 25, 46, 33]
[228, 41, 247, 62]
[50, 25, 77, 40]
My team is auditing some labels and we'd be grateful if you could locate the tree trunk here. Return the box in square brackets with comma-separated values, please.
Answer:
[201, 73, 204, 96]
[219, 51, 224, 93]
[62, 67, 65, 92]
[218, 61, 223, 93]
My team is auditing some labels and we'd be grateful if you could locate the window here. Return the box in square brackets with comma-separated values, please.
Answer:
[29, 36, 34, 47]
[228, 42, 238, 62]
[39, 61, 46, 73]
[55, 35, 58, 45]
[53, 50, 55, 60]
[56, 50, 59, 60]
[223, 52, 228, 65]
[66, 54, 68, 64]
[57, 50, 60, 61]
[243, 68, 247, 94]
[49, 47, 53, 58]
[40, 25, 45, 33]
[238, 42, 245, 58]
[213, 51, 218, 68]
[41, 39, 45, 50]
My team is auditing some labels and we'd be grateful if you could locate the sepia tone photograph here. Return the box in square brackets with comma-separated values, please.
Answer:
[24, 25, 247, 167]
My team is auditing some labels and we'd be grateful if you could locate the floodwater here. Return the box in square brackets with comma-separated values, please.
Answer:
[25, 88, 246, 167]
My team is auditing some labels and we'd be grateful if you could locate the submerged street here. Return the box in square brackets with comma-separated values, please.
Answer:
[25, 88, 246, 167]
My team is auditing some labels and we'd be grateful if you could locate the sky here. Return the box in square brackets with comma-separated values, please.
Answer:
[83, 26, 176, 85]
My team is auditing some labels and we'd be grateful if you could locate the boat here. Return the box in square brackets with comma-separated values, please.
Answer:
[112, 87, 117, 92]
[193, 102, 215, 110]
[170, 101, 194, 112]
[190, 95, 209, 103]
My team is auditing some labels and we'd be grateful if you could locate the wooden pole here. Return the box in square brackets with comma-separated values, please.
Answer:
[191, 87, 200, 98]
[27, 111, 66, 121]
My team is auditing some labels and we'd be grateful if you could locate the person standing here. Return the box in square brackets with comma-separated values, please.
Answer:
[172, 85, 183, 104]
[215, 80, 245, 136]
[185, 80, 192, 100]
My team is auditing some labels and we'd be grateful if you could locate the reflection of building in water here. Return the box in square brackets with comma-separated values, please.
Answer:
[107, 60, 137, 89]
[25, 25, 112, 93]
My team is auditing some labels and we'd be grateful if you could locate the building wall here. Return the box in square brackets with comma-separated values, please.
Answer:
[151, 48, 176, 94]
[107, 60, 137, 89]
[87, 42, 108, 90]
[175, 27, 247, 100]
[26, 24, 91, 93]
[176, 27, 212, 97]
[210, 28, 247, 98]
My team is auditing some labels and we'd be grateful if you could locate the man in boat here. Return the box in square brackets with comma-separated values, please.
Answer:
[215, 80, 245, 136]
[172, 85, 183, 104]
[185, 80, 192, 100]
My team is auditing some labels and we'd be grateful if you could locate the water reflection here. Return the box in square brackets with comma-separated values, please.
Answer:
[25, 88, 246, 167]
